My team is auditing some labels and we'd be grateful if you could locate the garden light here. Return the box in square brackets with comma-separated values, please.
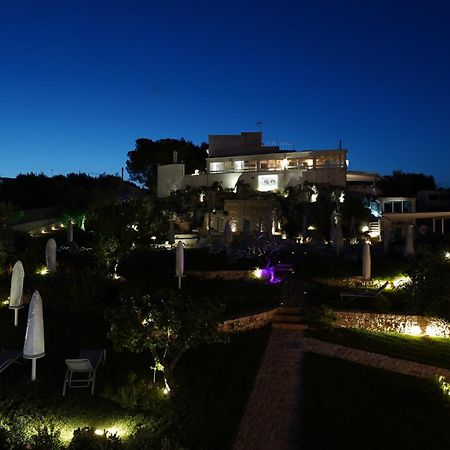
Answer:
[253, 268, 263, 279]
[445, 252, 450, 260]
[36, 266, 49, 276]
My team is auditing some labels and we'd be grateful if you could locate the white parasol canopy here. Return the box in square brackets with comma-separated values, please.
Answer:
[175, 241, 184, 290]
[23, 291, 45, 381]
[362, 241, 371, 281]
[46, 238, 57, 272]
[405, 224, 414, 257]
[9, 260, 25, 326]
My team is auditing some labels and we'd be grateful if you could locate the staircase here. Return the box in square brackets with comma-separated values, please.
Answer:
[272, 305, 309, 331]
[368, 220, 381, 240]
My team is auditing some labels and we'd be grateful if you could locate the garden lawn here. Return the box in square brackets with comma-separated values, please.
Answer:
[308, 327, 450, 369]
[174, 326, 270, 449]
[299, 352, 450, 450]
[0, 297, 269, 447]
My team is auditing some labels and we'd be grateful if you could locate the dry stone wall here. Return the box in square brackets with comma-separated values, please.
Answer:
[335, 311, 450, 337]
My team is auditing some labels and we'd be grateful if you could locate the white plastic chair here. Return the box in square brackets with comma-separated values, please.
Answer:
[62, 349, 106, 396]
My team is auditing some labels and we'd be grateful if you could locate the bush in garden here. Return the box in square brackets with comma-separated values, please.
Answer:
[29, 425, 64, 450]
[104, 372, 167, 411]
[402, 251, 450, 319]
[68, 427, 123, 450]
[308, 305, 336, 330]
[0, 415, 31, 450]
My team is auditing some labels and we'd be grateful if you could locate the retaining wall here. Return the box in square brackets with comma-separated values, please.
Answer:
[334, 311, 450, 337]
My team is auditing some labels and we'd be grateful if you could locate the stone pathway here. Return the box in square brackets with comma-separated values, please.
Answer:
[234, 331, 450, 449]
[233, 329, 304, 450]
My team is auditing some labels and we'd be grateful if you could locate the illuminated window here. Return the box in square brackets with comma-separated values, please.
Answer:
[234, 161, 244, 171]
[243, 160, 257, 171]
[210, 162, 224, 172]
[258, 174, 278, 191]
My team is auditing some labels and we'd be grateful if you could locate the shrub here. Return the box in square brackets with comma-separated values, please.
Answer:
[0, 415, 30, 450]
[30, 425, 64, 450]
[309, 305, 336, 330]
[68, 427, 123, 450]
[104, 373, 165, 411]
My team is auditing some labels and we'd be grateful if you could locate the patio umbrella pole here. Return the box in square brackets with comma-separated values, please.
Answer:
[178, 276, 181, 290]
[31, 359, 36, 381]
[14, 309, 19, 327]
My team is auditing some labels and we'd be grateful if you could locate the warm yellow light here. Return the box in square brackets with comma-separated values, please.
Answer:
[36, 267, 49, 276]
[307, 225, 316, 231]
[361, 225, 369, 233]
[402, 324, 422, 336]
[162, 378, 171, 395]
[437, 375, 450, 398]
[282, 158, 289, 169]
[94, 429, 104, 436]
[445, 252, 450, 260]
[253, 268, 262, 279]
[392, 275, 411, 288]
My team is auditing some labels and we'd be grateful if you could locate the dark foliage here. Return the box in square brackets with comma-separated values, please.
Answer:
[379, 170, 436, 196]
[126, 138, 208, 190]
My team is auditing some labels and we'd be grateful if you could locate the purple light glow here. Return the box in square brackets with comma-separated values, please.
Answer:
[261, 267, 281, 284]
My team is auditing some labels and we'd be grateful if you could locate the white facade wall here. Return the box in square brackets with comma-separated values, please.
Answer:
[157, 164, 185, 197]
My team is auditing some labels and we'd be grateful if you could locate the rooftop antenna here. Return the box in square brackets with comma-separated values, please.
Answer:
[256, 121, 263, 133]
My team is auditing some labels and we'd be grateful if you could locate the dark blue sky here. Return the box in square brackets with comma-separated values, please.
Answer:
[1, 0, 450, 185]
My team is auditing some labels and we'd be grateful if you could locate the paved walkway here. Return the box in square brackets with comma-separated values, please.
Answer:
[234, 332, 450, 449]
[233, 329, 304, 450]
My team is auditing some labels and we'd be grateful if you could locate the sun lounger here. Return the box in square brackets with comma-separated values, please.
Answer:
[0, 350, 22, 373]
[62, 349, 106, 396]
[340, 281, 389, 302]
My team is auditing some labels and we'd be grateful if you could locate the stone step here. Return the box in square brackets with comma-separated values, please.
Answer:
[272, 321, 309, 331]
[277, 306, 307, 314]
[273, 314, 306, 323]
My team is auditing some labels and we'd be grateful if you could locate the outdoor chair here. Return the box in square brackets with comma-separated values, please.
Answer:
[0, 350, 22, 373]
[62, 349, 106, 396]
[339, 281, 389, 303]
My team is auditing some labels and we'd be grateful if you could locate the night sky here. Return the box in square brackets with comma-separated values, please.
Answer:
[1, 0, 450, 186]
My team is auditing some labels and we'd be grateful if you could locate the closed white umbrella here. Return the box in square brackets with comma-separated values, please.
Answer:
[362, 241, 371, 281]
[223, 221, 233, 247]
[332, 223, 344, 254]
[175, 241, 184, 290]
[9, 261, 24, 326]
[46, 238, 57, 272]
[23, 291, 45, 381]
[405, 224, 414, 257]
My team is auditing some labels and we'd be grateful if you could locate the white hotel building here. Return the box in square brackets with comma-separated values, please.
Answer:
[157, 132, 348, 197]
